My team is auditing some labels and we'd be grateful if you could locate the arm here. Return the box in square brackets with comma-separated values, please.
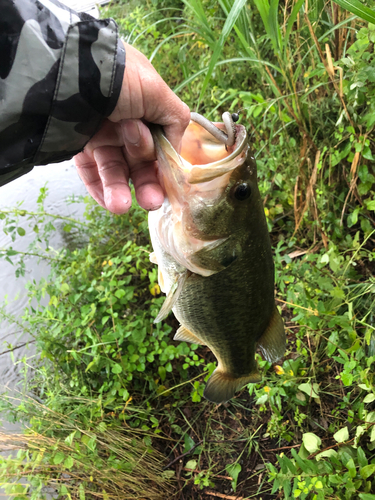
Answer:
[0, 0, 125, 185]
[0, 0, 190, 214]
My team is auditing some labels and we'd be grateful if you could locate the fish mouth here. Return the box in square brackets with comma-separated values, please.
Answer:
[154, 120, 248, 186]
[181, 121, 248, 183]
[150, 117, 250, 277]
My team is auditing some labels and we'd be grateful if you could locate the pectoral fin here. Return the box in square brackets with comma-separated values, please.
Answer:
[257, 306, 286, 362]
[190, 237, 241, 274]
[154, 270, 188, 324]
[149, 252, 158, 265]
[174, 325, 205, 345]
[204, 368, 261, 404]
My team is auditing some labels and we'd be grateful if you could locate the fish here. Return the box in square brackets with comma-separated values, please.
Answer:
[148, 114, 285, 404]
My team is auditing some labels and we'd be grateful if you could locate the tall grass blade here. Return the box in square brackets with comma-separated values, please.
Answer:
[218, 0, 258, 59]
[269, 0, 282, 52]
[285, 0, 305, 48]
[195, 0, 248, 110]
[182, 0, 216, 46]
[254, 0, 283, 54]
[174, 57, 282, 93]
[333, 0, 375, 24]
[149, 30, 192, 63]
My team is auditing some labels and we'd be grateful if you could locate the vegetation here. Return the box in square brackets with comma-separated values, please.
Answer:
[1, 0, 375, 498]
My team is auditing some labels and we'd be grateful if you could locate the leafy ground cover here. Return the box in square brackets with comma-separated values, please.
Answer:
[1, 0, 375, 499]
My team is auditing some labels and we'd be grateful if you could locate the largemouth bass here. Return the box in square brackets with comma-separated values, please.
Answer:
[148, 115, 285, 404]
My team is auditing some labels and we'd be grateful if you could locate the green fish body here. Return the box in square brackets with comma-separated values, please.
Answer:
[148, 120, 285, 403]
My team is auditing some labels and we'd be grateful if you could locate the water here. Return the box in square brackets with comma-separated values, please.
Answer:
[0, 161, 87, 497]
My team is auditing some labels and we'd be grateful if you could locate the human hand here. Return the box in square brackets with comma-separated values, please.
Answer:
[74, 42, 190, 214]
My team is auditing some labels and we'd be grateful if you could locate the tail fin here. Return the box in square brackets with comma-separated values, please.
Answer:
[204, 369, 261, 404]
[257, 306, 286, 363]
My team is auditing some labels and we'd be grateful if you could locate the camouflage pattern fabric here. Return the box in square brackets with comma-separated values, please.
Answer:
[0, 0, 125, 186]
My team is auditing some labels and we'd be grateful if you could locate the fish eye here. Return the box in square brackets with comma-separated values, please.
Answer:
[234, 183, 251, 201]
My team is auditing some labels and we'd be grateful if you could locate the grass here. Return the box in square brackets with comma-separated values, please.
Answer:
[0, 393, 175, 499]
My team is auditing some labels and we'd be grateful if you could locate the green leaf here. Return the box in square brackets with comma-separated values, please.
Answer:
[341, 372, 354, 386]
[347, 208, 359, 227]
[256, 394, 268, 405]
[364, 394, 375, 403]
[359, 494, 375, 500]
[60, 283, 70, 294]
[17, 227, 26, 236]
[158, 365, 166, 382]
[183, 433, 195, 453]
[226, 463, 241, 492]
[333, 0, 375, 25]
[101, 316, 110, 326]
[298, 382, 320, 398]
[316, 449, 338, 460]
[111, 364, 122, 374]
[334, 427, 349, 443]
[53, 451, 65, 465]
[114, 289, 125, 299]
[357, 447, 368, 468]
[65, 431, 76, 446]
[360, 464, 375, 480]
[162, 470, 175, 479]
[302, 432, 322, 453]
[63, 224, 72, 232]
[185, 459, 197, 470]
[346, 457, 356, 478]
[64, 456, 74, 469]
[79, 483, 85, 500]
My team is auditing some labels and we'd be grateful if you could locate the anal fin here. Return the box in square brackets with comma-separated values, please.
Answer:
[257, 306, 286, 363]
[204, 369, 261, 404]
[154, 270, 188, 324]
[174, 325, 205, 345]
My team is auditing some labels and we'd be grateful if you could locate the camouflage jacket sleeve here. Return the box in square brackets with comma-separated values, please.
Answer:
[0, 0, 125, 187]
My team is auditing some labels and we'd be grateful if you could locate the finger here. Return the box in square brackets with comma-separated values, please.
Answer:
[121, 119, 155, 161]
[84, 120, 123, 153]
[93, 146, 133, 214]
[122, 149, 164, 211]
[75, 150, 106, 208]
[121, 119, 164, 210]
[132, 161, 165, 211]
[156, 98, 191, 153]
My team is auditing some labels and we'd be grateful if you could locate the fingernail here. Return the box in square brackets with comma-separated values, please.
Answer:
[146, 204, 162, 212]
[123, 120, 141, 146]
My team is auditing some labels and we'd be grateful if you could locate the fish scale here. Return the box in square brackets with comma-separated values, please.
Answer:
[148, 118, 286, 403]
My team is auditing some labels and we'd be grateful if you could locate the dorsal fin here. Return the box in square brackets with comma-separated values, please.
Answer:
[257, 306, 286, 362]
[154, 271, 188, 323]
[174, 325, 205, 345]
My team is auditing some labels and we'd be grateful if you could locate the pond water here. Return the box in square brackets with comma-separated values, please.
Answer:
[0, 161, 87, 497]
